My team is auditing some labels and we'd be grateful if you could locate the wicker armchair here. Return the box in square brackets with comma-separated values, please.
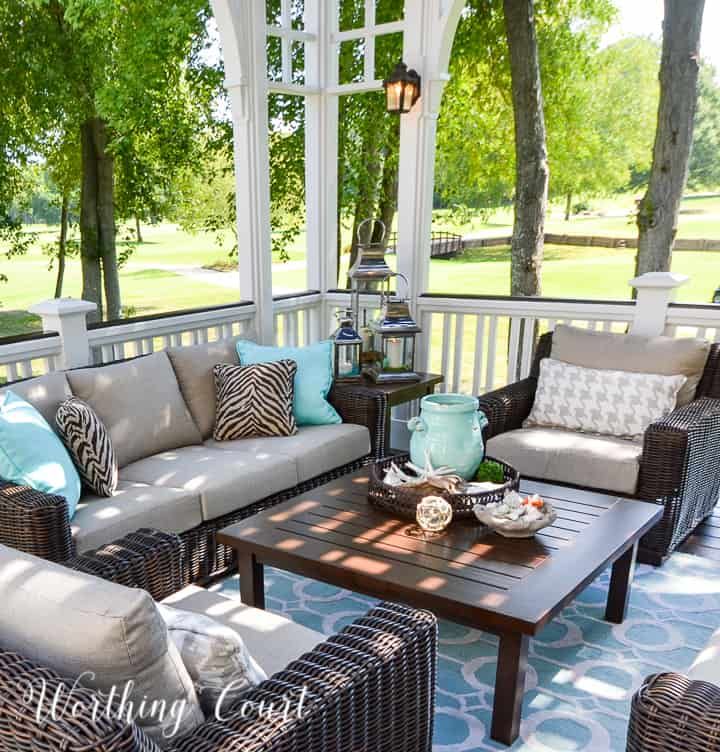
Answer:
[627, 673, 720, 751]
[0, 385, 387, 583]
[0, 529, 438, 752]
[478, 332, 720, 565]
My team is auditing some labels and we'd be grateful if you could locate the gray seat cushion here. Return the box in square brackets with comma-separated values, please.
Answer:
[204, 423, 371, 483]
[551, 324, 710, 407]
[0, 372, 72, 428]
[486, 427, 643, 495]
[0, 544, 204, 744]
[67, 352, 203, 468]
[167, 338, 240, 439]
[72, 481, 203, 554]
[120, 446, 299, 520]
[162, 585, 324, 678]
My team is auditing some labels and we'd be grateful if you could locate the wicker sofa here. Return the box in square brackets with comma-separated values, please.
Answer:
[627, 628, 720, 751]
[478, 328, 720, 565]
[0, 337, 387, 582]
[0, 528, 437, 752]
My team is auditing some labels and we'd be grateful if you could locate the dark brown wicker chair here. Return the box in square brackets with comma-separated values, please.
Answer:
[0, 384, 388, 583]
[0, 529, 438, 752]
[478, 332, 720, 565]
[627, 672, 720, 751]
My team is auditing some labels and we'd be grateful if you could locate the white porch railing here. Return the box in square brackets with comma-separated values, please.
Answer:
[415, 295, 637, 393]
[3, 274, 720, 394]
[0, 333, 63, 382]
[88, 302, 257, 365]
[272, 291, 323, 347]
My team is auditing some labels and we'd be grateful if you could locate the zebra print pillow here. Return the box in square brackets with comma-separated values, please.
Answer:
[56, 398, 118, 497]
[213, 360, 298, 440]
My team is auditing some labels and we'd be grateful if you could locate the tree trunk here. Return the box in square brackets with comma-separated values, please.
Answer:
[80, 119, 103, 321]
[54, 193, 69, 298]
[635, 0, 705, 276]
[135, 216, 143, 243]
[94, 119, 121, 320]
[504, 0, 549, 297]
[564, 192, 572, 222]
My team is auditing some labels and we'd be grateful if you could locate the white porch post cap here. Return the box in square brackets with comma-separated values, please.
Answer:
[28, 298, 97, 317]
[628, 272, 689, 290]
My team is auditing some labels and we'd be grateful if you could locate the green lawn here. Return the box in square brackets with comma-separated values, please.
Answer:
[2, 193, 720, 338]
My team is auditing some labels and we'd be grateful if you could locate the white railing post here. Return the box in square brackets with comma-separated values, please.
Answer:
[28, 299, 96, 369]
[629, 272, 689, 337]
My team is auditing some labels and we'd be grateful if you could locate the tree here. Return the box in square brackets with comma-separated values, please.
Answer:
[0, 0, 222, 320]
[503, 0, 549, 297]
[688, 62, 720, 190]
[636, 0, 706, 276]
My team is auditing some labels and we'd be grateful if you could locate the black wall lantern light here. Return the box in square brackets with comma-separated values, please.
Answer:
[383, 61, 421, 114]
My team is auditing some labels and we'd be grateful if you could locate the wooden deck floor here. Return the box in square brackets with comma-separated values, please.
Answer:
[680, 505, 720, 561]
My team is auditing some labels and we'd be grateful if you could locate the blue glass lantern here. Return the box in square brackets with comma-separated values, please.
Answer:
[333, 309, 363, 382]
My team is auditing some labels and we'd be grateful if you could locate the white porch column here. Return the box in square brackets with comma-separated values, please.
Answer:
[629, 272, 689, 336]
[304, 0, 339, 295]
[29, 299, 96, 368]
[395, 0, 464, 302]
[212, 0, 274, 343]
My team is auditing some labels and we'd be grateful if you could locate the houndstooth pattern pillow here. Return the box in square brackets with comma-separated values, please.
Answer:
[524, 358, 687, 441]
[56, 397, 118, 496]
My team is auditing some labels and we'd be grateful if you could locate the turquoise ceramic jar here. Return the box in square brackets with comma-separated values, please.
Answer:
[408, 394, 488, 480]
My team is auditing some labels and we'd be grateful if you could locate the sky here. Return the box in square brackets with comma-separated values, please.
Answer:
[604, 0, 720, 73]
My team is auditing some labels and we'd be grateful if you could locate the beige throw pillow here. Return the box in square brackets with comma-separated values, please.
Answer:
[550, 324, 709, 407]
[525, 358, 686, 441]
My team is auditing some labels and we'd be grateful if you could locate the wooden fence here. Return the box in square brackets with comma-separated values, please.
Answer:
[463, 234, 720, 251]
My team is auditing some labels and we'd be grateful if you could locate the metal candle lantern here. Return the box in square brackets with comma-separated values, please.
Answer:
[348, 218, 395, 369]
[383, 61, 422, 114]
[367, 276, 421, 383]
[332, 309, 363, 382]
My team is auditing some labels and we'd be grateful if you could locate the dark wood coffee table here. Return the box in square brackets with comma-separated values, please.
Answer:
[218, 469, 662, 746]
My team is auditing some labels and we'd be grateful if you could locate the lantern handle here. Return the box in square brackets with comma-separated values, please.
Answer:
[356, 217, 386, 245]
[393, 272, 410, 298]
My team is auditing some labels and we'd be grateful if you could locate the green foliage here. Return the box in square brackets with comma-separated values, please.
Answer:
[474, 459, 506, 484]
[688, 63, 720, 190]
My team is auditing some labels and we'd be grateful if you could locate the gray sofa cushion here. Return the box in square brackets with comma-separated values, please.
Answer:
[551, 324, 710, 407]
[0, 372, 72, 427]
[72, 481, 203, 554]
[120, 445, 299, 520]
[0, 544, 204, 745]
[486, 427, 643, 495]
[67, 352, 203, 468]
[204, 423, 371, 483]
[167, 338, 240, 439]
[163, 585, 324, 678]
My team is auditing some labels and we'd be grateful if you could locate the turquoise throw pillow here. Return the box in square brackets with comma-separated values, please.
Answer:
[236, 340, 342, 426]
[0, 390, 81, 518]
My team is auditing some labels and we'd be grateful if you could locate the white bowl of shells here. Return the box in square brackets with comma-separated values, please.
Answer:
[473, 491, 556, 538]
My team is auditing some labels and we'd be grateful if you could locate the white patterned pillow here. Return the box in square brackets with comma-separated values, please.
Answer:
[213, 360, 298, 440]
[159, 604, 267, 717]
[524, 358, 687, 440]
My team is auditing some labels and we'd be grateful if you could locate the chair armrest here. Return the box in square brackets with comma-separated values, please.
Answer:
[638, 398, 720, 559]
[0, 649, 160, 751]
[477, 377, 537, 441]
[0, 481, 74, 562]
[329, 384, 388, 458]
[627, 672, 720, 751]
[67, 528, 187, 601]
[169, 601, 437, 752]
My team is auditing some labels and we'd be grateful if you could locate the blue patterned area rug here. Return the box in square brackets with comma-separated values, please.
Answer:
[214, 552, 720, 751]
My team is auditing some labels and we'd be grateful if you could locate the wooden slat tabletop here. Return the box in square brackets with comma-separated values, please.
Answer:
[218, 469, 663, 635]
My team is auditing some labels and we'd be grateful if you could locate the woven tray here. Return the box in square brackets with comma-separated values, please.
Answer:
[368, 453, 520, 521]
